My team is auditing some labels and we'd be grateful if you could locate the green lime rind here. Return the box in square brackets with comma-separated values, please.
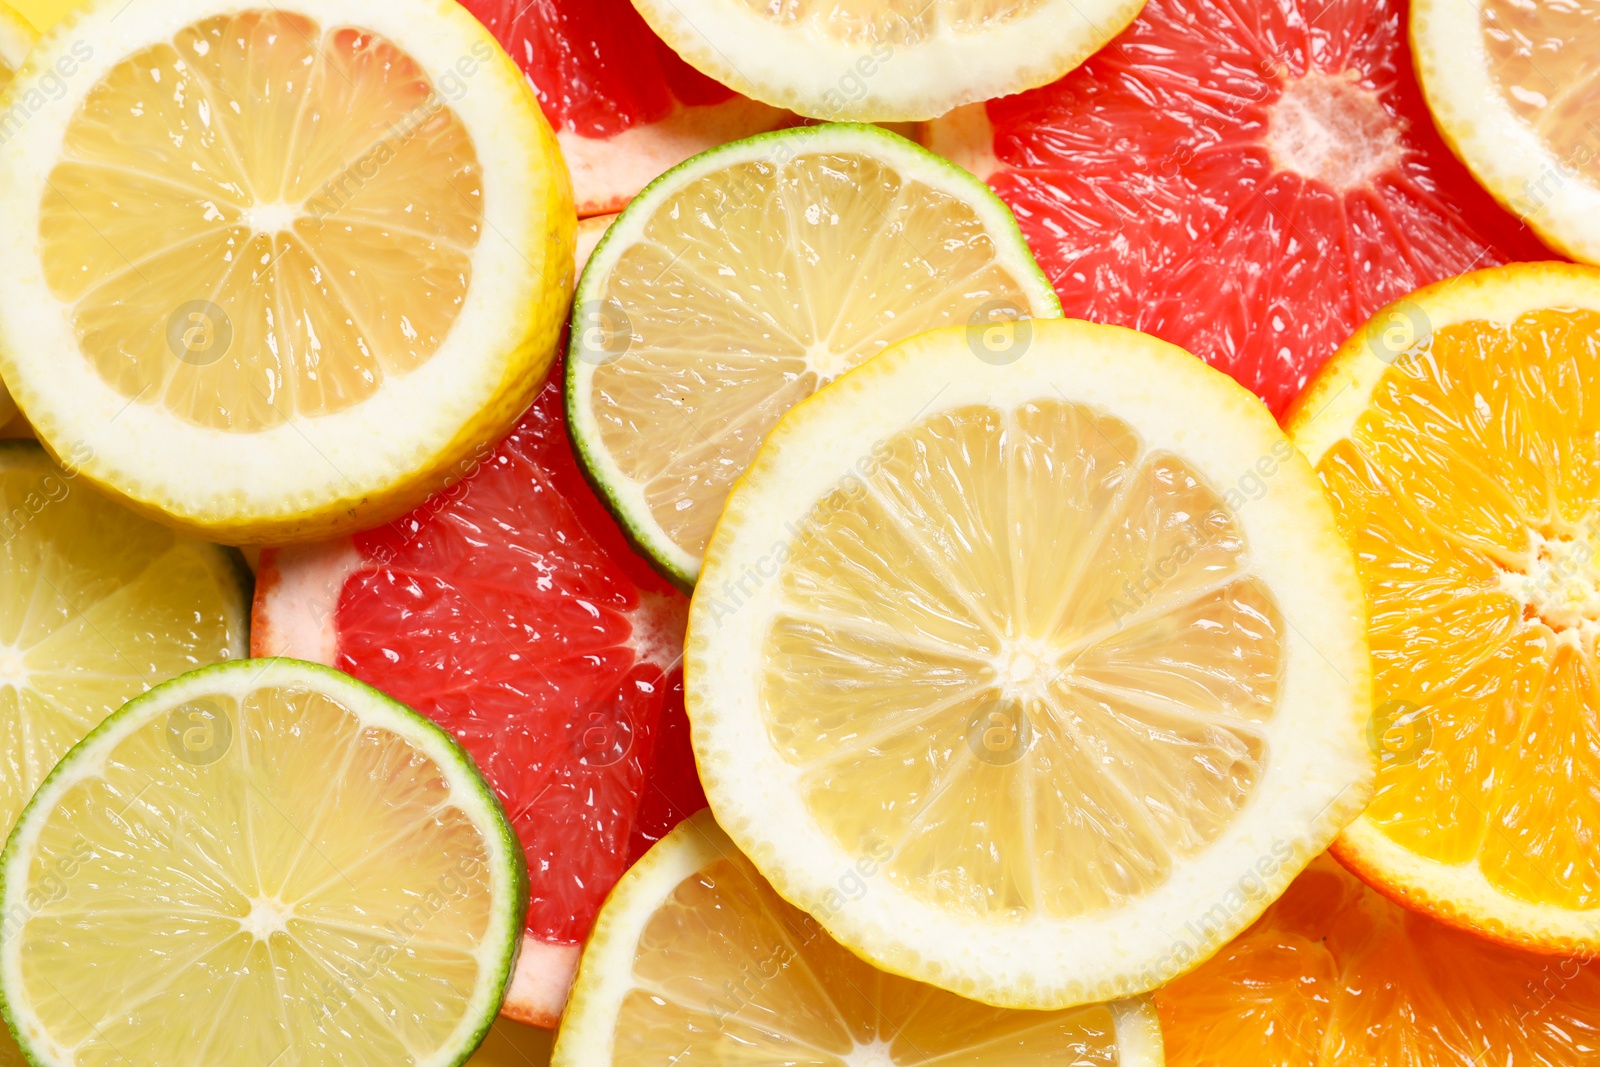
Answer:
[0, 657, 528, 1067]
[565, 121, 1062, 592]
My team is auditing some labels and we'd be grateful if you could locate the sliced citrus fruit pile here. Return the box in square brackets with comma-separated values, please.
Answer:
[568, 123, 1061, 586]
[555, 810, 1166, 1066]
[686, 319, 1372, 1009]
[631, 0, 1148, 123]
[253, 365, 704, 1028]
[1287, 261, 1600, 954]
[1412, 0, 1600, 264]
[0, 442, 247, 1065]
[0, 658, 525, 1067]
[924, 0, 1550, 415]
[0, 0, 574, 543]
[461, 0, 788, 217]
[1155, 854, 1600, 1065]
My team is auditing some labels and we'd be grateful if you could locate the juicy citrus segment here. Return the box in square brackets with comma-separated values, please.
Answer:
[927, 0, 1550, 416]
[631, 0, 1147, 121]
[0, 442, 248, 846]
[0, 659, 526, 1067]
[687, 320, 1371, 1009]
[1154, 854, 1600, 1066]
[0, 0, 36, 431]
[553, 811, 1165, 1067]
[767, 401, 1278, 921]
[1413, 0, 1600, 262]
[46, 10, 480, 433]
[1287, 261, 1600, 951]
[0, 0, 573, 543]
[569, 123, 1060, 586]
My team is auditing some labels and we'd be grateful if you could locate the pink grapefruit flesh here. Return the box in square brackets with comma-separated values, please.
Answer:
[252, 365, 705, 1028]
[461, 0, 790, 216]
[924, 0, 1553, 415]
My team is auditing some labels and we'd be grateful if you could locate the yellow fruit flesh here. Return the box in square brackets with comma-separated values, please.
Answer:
[618, 847, 1125, 1065]
[1317, 308, 1600, 910]
[729, 0, 1046, 44]
[12, 683, 494, 1067]
[1482, 0, 1600, 183]
[0, 458, 240, 844]
[588, 150, 1042, 560]
[1155, 856, 1600, 1065]
[759, 401, 1283, 921]
[43, 10, 482, 433]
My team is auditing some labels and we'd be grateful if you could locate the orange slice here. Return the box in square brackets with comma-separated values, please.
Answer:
[1156, 853, 1600, 1065]
[1288, 260, 1600, 953]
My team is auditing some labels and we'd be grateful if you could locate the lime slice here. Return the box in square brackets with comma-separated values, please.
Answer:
[0, 658, 527, 1067]
[0, 440, 250, 843]
[685, 320, 1372, 1009]
[566, 122, 1061, 587]
[554, 810, 1165, 1066]
[0, 0, 574, 543]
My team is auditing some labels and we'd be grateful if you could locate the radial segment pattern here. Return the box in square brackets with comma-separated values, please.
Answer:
[760, 400, 1285, 921]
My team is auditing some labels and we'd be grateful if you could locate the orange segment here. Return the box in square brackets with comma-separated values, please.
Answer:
[1287, 261, 1600, 951]
[1155, 855, 1600, 1065]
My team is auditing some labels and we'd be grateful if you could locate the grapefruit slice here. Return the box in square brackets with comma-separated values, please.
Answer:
[923, 0, 1552, 416]
[461, 0, 789, 217]
[252, 362, 704, 1029]
[1155, 854, 1600, 1065]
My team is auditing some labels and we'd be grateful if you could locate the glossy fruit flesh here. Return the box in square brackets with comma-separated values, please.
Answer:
[764, 401, 1280, 918]
[44, 10, 482, 433]
[1317, 305, 1600, 912]
[325, 368, 702, 947]
[1482, 0, 1600, 185]
[1156, 856, 1600, 1065]
[956, 0, 1548, 414]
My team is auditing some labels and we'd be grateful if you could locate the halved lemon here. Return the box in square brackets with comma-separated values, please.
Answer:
[630, 0, 1147, 122]
[554, 810, 1165, 1066]
[1412, 0, 1600, 263]
[567, 123, 1060, 587]
[685, 320, 1373, 1009]
[0, 0, 574, 543]
[1287, 261, 1600, 955]
[0, 658, 527, 1067]
[0, 0, 36, 431]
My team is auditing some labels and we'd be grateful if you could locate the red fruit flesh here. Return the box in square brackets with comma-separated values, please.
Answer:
[254, 365, 705, 1024]
[459, 0, 789, 216]
[939, 0, 1554, 415]
[461, 0, 732, 139]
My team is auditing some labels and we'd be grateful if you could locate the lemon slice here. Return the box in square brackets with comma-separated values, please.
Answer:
[0, 0, 36, 431]
[0, 0, 574, 543]
[1412, 0, 1600, 263]
[554, 810, 1165, 1066]
[1287, 261, 1600, 954]
[568, 123, 1060, 587]
[0, 658, 527, 1067]
[630, 0, 1148, 122]
[685, 319, 1373, 1009]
